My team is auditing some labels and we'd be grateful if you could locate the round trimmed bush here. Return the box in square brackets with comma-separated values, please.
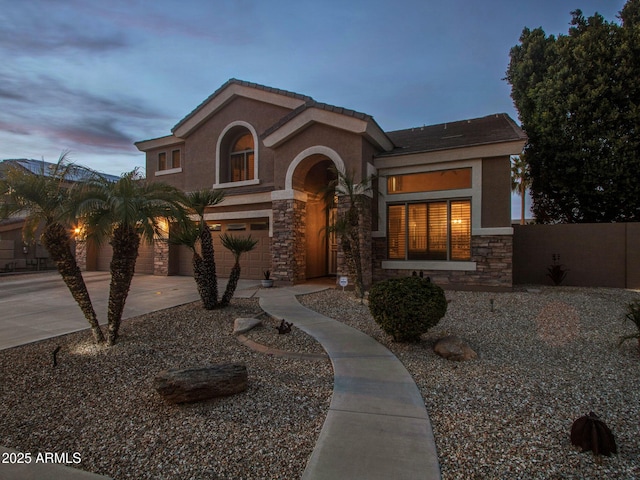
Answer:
[368, 276, 447, 342]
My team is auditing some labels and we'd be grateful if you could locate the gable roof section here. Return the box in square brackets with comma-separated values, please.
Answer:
[262, 100, 394, 151]
[171, 79, 312, 138]
[380, 113, 526, 157]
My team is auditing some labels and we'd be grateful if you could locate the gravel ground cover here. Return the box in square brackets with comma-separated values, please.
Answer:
[0, 298, 332, 480]
[2, 285, 639, 479]
[299, 286, 640, 480]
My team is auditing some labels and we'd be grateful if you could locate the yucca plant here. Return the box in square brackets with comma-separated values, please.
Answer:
[219, 233, 257, 307]
[619, 300, 640, 352]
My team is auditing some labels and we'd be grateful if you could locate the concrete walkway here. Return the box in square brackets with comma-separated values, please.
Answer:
[1, 274, 440, 479]
[257, 286, 441, 480]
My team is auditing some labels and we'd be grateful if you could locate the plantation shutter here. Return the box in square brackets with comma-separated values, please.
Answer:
[450, 200, 471, 260]
[387, 205, 406, 259]
[427, 202, 448, 260]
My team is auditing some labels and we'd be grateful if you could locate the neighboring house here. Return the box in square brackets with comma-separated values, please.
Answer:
[0, 159, 119, 272]
[133, 79, 526, 288]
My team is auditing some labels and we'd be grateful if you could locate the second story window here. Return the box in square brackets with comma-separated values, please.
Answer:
[158, 152, 167, 171]
[171, 149, 181, 169]
[229, 133, 254, 182]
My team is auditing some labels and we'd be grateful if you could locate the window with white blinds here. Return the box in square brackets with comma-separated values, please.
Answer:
[387, 199, 471, 261]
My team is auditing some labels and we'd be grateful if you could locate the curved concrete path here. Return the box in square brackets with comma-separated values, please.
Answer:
[257, 286, 441, 480]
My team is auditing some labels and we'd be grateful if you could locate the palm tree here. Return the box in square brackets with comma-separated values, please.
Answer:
[219, 233, 258, 307]
[0, 154, 106, 344]
[323, 166, 374, 301]
[77, 169, 185, 345]
[168, 222, 211, 307]
[176, 189, 225, 309]
[511, 154, 531, 225]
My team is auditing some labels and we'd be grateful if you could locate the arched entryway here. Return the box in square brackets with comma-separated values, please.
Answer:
[287, 153, 339, 280]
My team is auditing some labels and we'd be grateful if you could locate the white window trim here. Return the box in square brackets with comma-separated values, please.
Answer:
[374, 159, 483, 237]
[382, 260, 477, 271]
[215, 121, 260, 188]
[155, 167, 182, 176]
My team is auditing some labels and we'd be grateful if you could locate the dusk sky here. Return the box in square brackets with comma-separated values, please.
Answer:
[0, 0, 628, 194]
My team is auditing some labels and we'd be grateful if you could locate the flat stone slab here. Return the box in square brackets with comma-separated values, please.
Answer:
[233, 317, 262, 335]
[154, 363, 247, 404]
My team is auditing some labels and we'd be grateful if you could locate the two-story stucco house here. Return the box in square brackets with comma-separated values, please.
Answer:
[133, 79, 526, 289]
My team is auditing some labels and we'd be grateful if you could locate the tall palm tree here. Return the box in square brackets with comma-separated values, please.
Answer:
[219, 233, 258, 307]
[323, 166, 374, 301]
[77, 169, 186, 345]
[0, 154, 106, 344]
[511, 154, 531, 225]
[177, 189, 225, 309]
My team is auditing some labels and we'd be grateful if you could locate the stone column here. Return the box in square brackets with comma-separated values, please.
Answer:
[272, 197, 306, 284]
[153, 238, 170, 276]
[335, 194, 373, 290]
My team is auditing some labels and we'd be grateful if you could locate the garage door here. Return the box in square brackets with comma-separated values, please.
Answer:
[171, 218, 270, 280]
[91, 240, 154, 274]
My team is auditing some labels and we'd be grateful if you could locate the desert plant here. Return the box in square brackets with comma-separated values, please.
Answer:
[263, 270, 271, 280]
[219, 234, 258, 307]
[368, 276, 447, 342]
[619, 300, 640, 351]
[570, 412, 617, 459]
[547, 253, 568, 286]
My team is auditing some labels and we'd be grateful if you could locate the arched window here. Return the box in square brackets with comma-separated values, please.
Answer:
[229, 132, 254, 182]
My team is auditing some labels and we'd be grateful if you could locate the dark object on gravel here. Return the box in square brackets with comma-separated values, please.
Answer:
[276, 319, 293, 334]
[154, 363, 248, 404]
[570, 412, 617, 458]
[52, 345, 61, 367]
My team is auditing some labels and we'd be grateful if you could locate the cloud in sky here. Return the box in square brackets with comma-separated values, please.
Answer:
[0, 0, 628, 182]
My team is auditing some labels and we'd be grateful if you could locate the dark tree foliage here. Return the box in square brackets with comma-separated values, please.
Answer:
[506, 1, 640, 223]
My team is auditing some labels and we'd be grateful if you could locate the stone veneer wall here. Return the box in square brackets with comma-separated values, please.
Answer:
[272, 198, 306, 284]
[153, 238, 170, 276]
[372, 235, 513, 288]
[335, 196, 373, 289]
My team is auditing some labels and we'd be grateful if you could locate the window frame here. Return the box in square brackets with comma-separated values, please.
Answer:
[154, 148, 183, 176]
[214, 121, 260, 189]
[387, 198, 472, 262]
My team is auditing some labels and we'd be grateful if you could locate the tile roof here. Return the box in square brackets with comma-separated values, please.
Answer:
[380, 113, 526, 156]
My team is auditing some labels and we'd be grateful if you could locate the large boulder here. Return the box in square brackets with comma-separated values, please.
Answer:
[434, 336, 477, 361]
[154, 363, 248, 404]
[233, 317, 262, 335]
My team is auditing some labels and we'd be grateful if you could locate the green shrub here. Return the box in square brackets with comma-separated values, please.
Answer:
[368, 276, 447, 342]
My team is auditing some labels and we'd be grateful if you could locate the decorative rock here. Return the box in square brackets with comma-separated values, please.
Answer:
[233, 317, 262, 335]
[434, 335, 477, 361]
[154, 363, 248, 404]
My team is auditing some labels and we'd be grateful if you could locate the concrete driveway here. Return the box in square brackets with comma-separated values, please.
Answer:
[0, 271, 257, 350]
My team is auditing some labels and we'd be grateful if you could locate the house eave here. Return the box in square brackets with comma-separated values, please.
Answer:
[374, 139, 526, 169]
[262, 107, 394, 151]
[135, 135, 184, 152]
